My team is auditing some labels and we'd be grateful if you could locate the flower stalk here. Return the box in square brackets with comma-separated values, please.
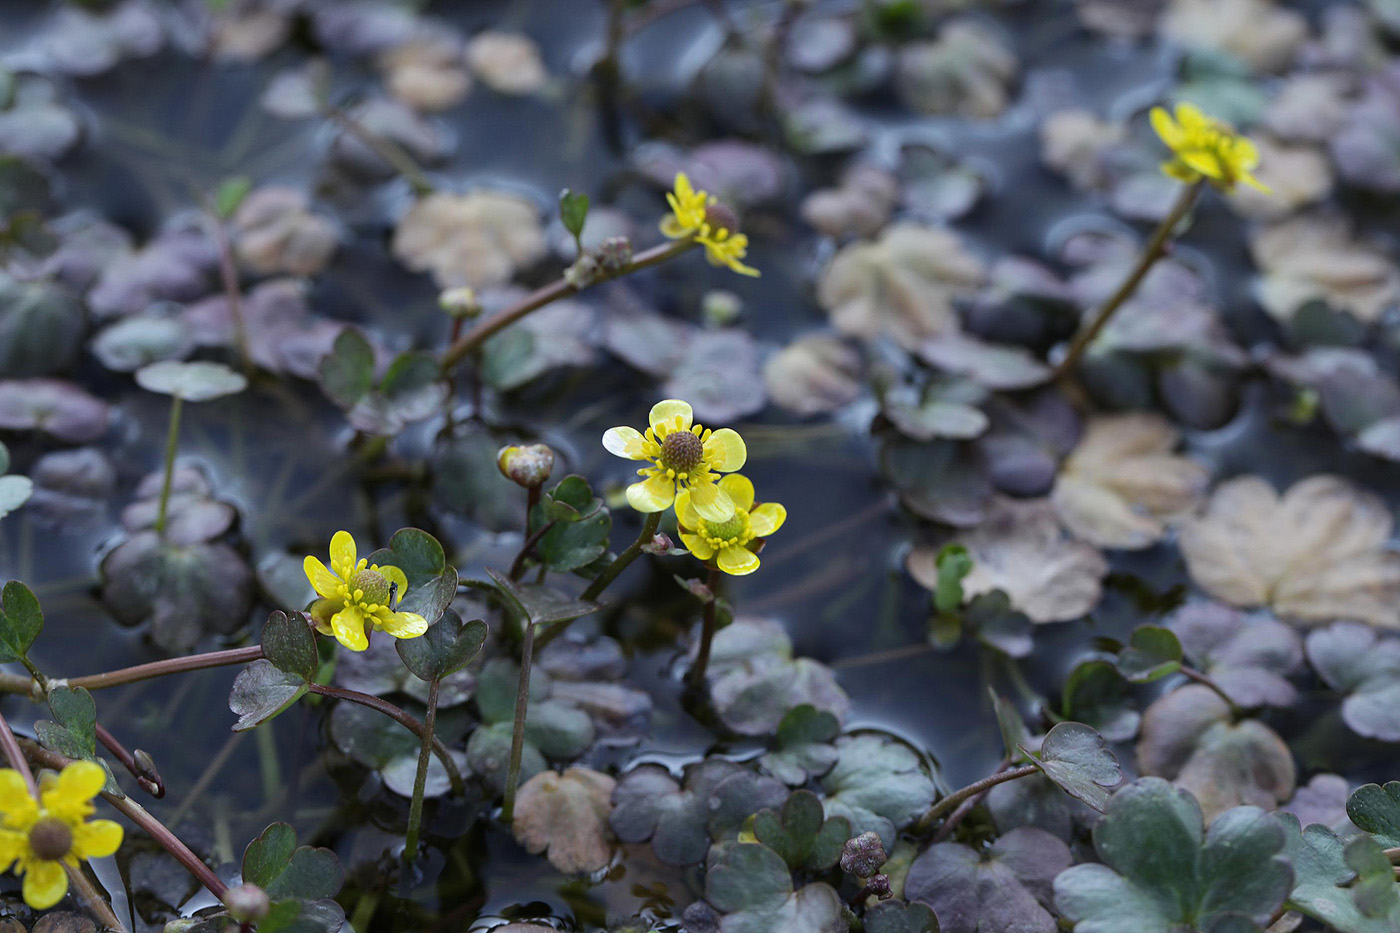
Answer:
[500, 619, 538, 825]
[306, 684, 463, 795]
[402, 674, 440, 859]
[581, 511, 662, 602]
[684, 567, 723, 690]
[914, 764, 1040, 833]
[153, 394, 184, 538]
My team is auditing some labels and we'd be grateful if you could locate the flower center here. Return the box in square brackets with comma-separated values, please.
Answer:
[28, 817, 72, 861]
[660, 430, 704, 475]
[704, 203, 739, 235]
[350, 569, 391, 607]
[706, 512, 747, 544]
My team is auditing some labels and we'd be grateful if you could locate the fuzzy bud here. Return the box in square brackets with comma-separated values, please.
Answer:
[439, 286, 481, 319]
[497, 444, 555, 488]
[564, 254, 600, 289]
[840, 831, 887, 878]
[223, 883, 271, 923]
[702, 289, 742, 326]
[865, 873, 893, 900]
[641, 532, 675, 555]
[597, 235, 633, 273]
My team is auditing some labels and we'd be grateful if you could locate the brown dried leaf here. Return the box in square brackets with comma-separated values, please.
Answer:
[513, 767, 616, 874]
[1251, 213, 1400, 323]
[392, 190, 546, 289]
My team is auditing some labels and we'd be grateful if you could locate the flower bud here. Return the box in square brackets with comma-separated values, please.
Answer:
[840, 831, 887, 878]
[497, 444, 555, 488]
[439, 286, 481, 319]
[702, 289, 742, 326]
[703, 202, 740, 235]
[641, 532, 675, 555]
[564, 254, 599, 289]
[223, 883, 271, 923]
[866, 873, 893, 900]
[597, 235, 633, 273]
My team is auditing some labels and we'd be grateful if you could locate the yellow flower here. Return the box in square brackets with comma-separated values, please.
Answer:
[603, 399, 747, 521]
[660, 172, 761, 277]
[303, 531, 428, 652]
[1149, 102, 1269, 192]
[0, 761, 123, 910]
[676, 474, 785, 576]
[660, 172, 711, 239]
[697, 227, 760, 278]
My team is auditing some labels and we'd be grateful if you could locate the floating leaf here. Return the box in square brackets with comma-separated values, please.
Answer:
[1180, 475, 1400, 629]
[392, 189, 546, 290]
[232, 186, 339, 277]
[1138, 685, 1296, 821]
[1167, 601, 1302, 708]
[917, 333, 1051, 391]
[762, 334, 864, 418]
[760, 705, 841, 786]
[1024, 721, 1121, 813]
[895, 19, 1017, 119]
[329, 700, 468, 799]
[136, 360, 247, 402]
[1062, 661, 1139, 743]
[318, 329, 374, 410]
[242, 822, 343, 901]
[347, 351, 448, 436]
[1054, 778, 1291, 933]
[1277, 813, 1400, 933]
[820, 734, 935, 848]
[752, 790, 851, 873]
[906, 827, 1069, 933]
[1112, 625, 1182, 684]
[396, 610, 487, 682]
[366, 526, 458, 625]
[0, 379, 109, 442]
[92, 313, 195, 372]
[0, 475, 31, 520]
[229, 660, 308, 732]
[0, 272, 84, 378]
[513, 767, 615, 874]
[702, 619, 850, 736]
[883, 438, 991, 528]
[703, 843, 845, 933]
[1305, 622, 1400, 742]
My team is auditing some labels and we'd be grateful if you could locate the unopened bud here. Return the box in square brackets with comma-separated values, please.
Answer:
[840, 831, 887, 878]
[224, 883, 271, 922]
[564, 254, 599, 289]
[597, 235, 633, 273]
[702, 289, 742, 326]
[439, 286, 481, 319]
[704, 202, 740, 235]
[497, 444, 555, 488]
[641, 532, 674, 555]
[866, 873, 892, 900]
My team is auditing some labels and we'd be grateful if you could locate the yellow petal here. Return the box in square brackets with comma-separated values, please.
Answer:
[648, 399, 694, 433]
[331, 606, 369, 652]
[380, 611, 428, 639]
[702, 428, 746, 472]
[378, 564, 409, 600]
[660, 215, 689, 239]
[674, 172, 694, 199]
[1178, 149, 1228, 183]
[0, 829, 26, 869]
[329, 531, 357, 577]
[679, 532, 715, 560]
[717, 545, 760, 576]
[22, 858, 67, 910]
[749, 502, 787, 537]
[303, 556, 341, 600]
[1162, 159, 1201, 184]
[0, 771, 37, 830]
[603, 426, 647, 459]
[1149, 106, 1183, 148]
[690, 481, 735, 523]
[1175, 101, 1209, 133]
[674, 489, 701, 530]
[1239, 171, 1272, 193]
[43, 761, 105, 818]
[626, 474, 675, 513]
[717, 474, 754, 513]
[72, 819, 122, 860]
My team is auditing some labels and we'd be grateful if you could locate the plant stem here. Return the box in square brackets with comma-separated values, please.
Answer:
[306, 683, 463, 795]
[66, 862, 126, 931]
[23, 741, 228, 902]
[402, 675, 440, 859]
[1179, 665, 1243, 717]
[51, 646, 265, 694]
[932, 759, 1010, 844]
[685, 567, 723, 690]
[96, 722, 163, 798]
[580, 510, 663, 602]
[207, 212, 251, 376]
[441, 239, 695, 374]
[501, 620, 537, 825]
[508, 519, 555, 581]
[1054, 180, 1204, 379]
[0, 711, 37, 797]
[325, 106, 434, 196]
[914, 764, 1039, 833]
[1386, 847, 1400, 862]
[153, 395, 183, 538]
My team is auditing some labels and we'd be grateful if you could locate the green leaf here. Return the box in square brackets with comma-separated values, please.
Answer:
[255, 899, 346, 933]
[367, 526, 458, 624]
[318, 329, 374, 410]
[1277, 813, 1400, 933]
[907, 827, 1068, 933]
[1024, 721, 1121, 813]
[541, 475, 603, 523]
[215, 176, 253, 218]
[1062, 660, 1139, 742]
[1347, 782, 1400, 849]
[483, 569, 598, 628]
[261, 611, 318, 682]
[348, 351, 447, 435]
[229, 660, 309, 731]
[0, 580, 43, 662]
[820, 733, 935, 848]
[1054, 778, 1291, 933]
[752, 790, 852, 872]
[558, 189, 590, 239]
[0, 272, 84, 378]
[242, 822, 343, 901]
[991, 690, 1031, 762]
[1115, 625, 1183, 683]
[864, 901, 938, 933]
[705, 843, 845, 933]
[135, 360, 247, 402]
[34, 685, 97, 758]
[760, 705, 841, 786]
[536, 508, 611, 573]
[0, 475, 27, 520]
[396, 610, 488, 681]
[931, 543, 971, 614]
